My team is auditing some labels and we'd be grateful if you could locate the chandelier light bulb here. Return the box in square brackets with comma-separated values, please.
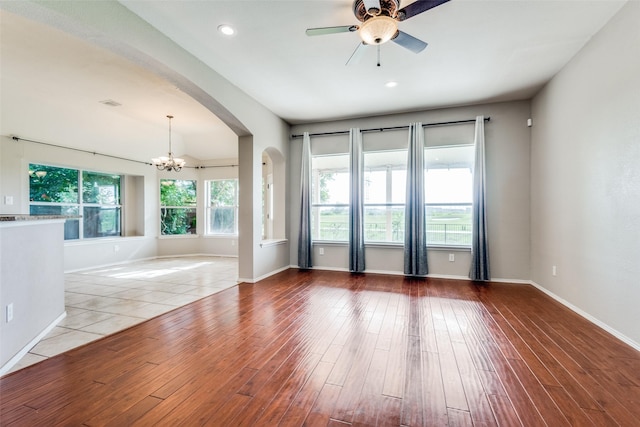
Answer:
[152, 115, 185, 172]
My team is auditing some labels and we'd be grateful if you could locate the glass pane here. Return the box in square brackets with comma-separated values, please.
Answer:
[364, 205, 404, 242]
[29, 164, 78, 203]
[426, 204, 472, 246]
[83, 206, 121, 238]
[161, 208, 197, 235]
[83, 171, 121, 204]
[425, 168, 473, 203]
[160, 179, 197, 207]
[364, 150, 407, 205]
[391, 170, 406, 204]
[30, 204, 79, 240]
[364, 170, 386, 203]
[311, 206, 348, 241]
[424, 145, 473, 204]
[208, 206, 236, 234]
[209, 180, 237, 207]
[312, 154, 350, 205]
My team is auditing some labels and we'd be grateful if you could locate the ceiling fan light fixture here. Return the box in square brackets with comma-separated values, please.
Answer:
[358, 15, 398, 45]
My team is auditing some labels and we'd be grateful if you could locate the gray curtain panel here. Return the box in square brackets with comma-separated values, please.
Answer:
[469, 116, 490, 281]
[349, 128, 365, 273]
[404, 123, 428, 276]
[298, 132, 313, 269]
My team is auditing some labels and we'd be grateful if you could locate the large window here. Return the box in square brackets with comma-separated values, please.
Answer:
[425, 145, 474, 246]
[311, 154, 349, 241]
[205, 179, 238, 235]
[309, 143, 474, 247]
[29, 164, 121, 240]
[160, 179, 197, 235]
[364, 150, 407, 243]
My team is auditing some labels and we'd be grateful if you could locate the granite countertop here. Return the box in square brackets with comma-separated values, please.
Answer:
[0, 214, 81, 222]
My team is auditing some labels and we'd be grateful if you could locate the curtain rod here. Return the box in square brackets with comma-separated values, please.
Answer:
[291, 117, 490, 139]
[10, 136, 237, 169]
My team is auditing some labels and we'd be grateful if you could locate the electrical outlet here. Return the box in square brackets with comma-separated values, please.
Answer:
[114, 245, 120, 253]
[319, 247, 324, 255]
[4, 196, 13, 205]
[6, 303, 13, 322]
[448, 253, 455, 262]
[552, 265, 557, 276]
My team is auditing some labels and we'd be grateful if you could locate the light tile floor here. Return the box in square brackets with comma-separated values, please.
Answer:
[6, 256, 238, 375]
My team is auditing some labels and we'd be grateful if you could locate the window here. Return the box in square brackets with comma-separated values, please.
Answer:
[363, 150, 407, 243]
[205, 179, 238, 235]
[29, 163, 121, 240]
[160, 179, 197, 235]
[82, 171, 121, 238]
[425, 145, 474, 246]
[311, 154, 349, 241]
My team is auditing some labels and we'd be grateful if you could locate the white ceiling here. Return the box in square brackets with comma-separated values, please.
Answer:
[0, 1, 627, 162]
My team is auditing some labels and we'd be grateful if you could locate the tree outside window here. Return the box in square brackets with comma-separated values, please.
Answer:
[29, 163, 122, 240]
[160, 179, 197, 235]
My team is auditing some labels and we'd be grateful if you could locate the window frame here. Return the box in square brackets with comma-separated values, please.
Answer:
[159, 178, 198, 236]
[363, 150, 408, 244]
[424, 144, 474, 248]
[311, 153, 350, 242]
[204, 178, 239, 236]
[28, 163, 122, 240]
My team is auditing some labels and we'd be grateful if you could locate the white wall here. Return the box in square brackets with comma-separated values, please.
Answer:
[0, 135, 159, 271]
[1, 220, 65, 369]
[290, 100, 532, 281]
[531, 1, 640, 347]
[1, 1, 291, 281]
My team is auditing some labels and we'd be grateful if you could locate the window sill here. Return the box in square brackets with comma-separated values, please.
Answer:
[158, 234, 199, 240]
[260, 238, 288, 248]
[203, 234, 238, 239]
[64, 235, 147, 246]
[312, 241, 471, 251]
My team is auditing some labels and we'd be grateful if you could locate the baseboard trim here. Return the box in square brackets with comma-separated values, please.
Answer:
[65, 253, 238, 274]
[529, 281, 640, 352]
[239, 265, 291, 284]
[0, 311, 67, 377]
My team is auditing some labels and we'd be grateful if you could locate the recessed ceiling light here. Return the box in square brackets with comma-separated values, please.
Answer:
[218, 24, 235, 36]
[385, 81, 398, 88]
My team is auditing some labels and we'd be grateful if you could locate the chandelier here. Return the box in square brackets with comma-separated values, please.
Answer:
[152, 115, 185, 172]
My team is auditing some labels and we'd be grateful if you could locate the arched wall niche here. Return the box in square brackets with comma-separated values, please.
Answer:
[261, 147, 285, 241]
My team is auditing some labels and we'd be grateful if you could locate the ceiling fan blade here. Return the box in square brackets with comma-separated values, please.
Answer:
[363, 0, 382, 15]
[392, 31, 428, 53]
[306, 25, 358, 36]
[346, 42, 368, 65]
[397, 0, 450, 21]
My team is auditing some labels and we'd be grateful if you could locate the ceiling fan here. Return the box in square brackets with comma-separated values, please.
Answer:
[306, 0, 450, 65]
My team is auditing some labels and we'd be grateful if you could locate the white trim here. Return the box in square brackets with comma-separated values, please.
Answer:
[155, 253, 238, 260]
[65, 253, 238, 273]
[490, 278, 531, 285]
[260, 238, 288, 248]
[0, 311, 67, 377]
[426, 273, 470, 280]
[65, 256, 157, 273]
[238, 264, 291, 283]
[530, 281, 640, 352]
[64, 235, 148, 247]
[0, 219, 65, 228]
[157, 234, 199, 240]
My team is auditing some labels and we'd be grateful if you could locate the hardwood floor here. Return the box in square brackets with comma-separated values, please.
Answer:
[1, 269, 639, 426]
